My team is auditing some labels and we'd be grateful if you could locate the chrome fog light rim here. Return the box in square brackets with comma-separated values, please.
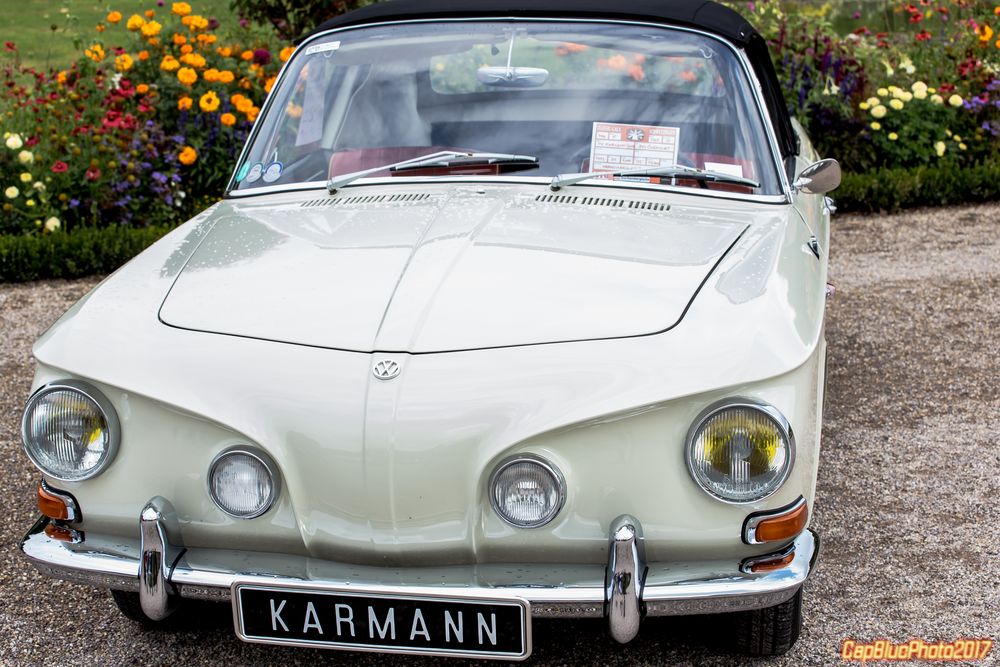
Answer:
[21, 379, 121, 482]
[489, 454, 566, 528]
[684, 398, 795, 505]
[207, 447, 280, 519]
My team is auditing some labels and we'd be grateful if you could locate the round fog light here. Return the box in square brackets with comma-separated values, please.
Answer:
[208, 449, 278, 519]
[489, 455, 565, 528]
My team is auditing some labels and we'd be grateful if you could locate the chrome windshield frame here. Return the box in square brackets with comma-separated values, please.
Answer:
[225, 17, 793, 204]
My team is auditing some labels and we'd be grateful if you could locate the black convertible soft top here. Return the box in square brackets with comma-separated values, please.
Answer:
[301, 0, 798, 158]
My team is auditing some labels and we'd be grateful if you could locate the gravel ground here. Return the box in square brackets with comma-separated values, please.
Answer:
[1, 204, 998, 666]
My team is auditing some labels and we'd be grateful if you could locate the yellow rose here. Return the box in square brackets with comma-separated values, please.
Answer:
[871, 105, 887, 119]
[889, 99, 904, 110]
[859, 101, 870, 110]
[870, 122, 881, 131]
[888, 132, 898, 141]
[911, 81, 927, 94]
[959, 143, 967, 150]
[930, 94, 944, 104]
[4, 186, 19, 199]
[19, 172, 32, 183]
[877, 88, 888, 96]
[866, 96, 880, 106]
[913, 89, 927, 100]
[934, 141, 946, 157]
[948, 94, 963, 107]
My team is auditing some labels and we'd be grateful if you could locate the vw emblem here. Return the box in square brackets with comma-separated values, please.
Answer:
[372, 359, 400, 381]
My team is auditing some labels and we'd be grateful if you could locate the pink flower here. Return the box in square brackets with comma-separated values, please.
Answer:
[51, 161, 68, 173]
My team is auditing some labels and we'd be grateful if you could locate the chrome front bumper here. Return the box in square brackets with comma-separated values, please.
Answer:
[21, 498, 818, 643]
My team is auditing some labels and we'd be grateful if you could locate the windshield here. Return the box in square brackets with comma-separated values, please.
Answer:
[231, 21, 782, 195]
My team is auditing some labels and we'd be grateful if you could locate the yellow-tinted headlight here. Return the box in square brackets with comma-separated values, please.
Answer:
[686, 400, 793, 503]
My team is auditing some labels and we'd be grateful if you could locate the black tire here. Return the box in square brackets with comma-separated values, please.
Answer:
[732, 587, 803, 656]
[110, 590, 157, 624]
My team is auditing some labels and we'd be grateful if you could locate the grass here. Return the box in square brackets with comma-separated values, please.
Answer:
[1, 0, 232, 71]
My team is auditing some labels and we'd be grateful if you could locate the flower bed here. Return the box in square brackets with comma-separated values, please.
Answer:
[1, 1, 290, 236]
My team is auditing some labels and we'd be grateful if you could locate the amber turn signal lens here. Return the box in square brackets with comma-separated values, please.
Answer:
[44, 523, 82, 543]
[748, 552, 795, 573]
[37, 484, 72, 520]
[755, 500, 808, 543]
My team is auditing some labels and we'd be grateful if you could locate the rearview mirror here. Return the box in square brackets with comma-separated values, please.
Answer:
[477, 66, 549, 88]
[792, 158, 841, 195]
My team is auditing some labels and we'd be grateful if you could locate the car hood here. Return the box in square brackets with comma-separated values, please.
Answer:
[158, 185, 749, 353]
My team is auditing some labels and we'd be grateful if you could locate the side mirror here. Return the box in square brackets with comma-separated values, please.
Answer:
[792, 158, 841, 195]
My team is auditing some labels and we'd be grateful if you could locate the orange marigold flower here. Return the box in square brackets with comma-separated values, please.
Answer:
[218, 70, 234, 83]
[97, 23, 107, 33]
[240, 49, 253, 61]
[177, 96, 193, 111]
[56, 70, 68, 84]
[235, 97, 254, 113]
[199, 90, 220, 112]
[203, 68, 220, 82]
[136, 83, 149, 94]
[138, 50, 149, 61]
[565, 42, 588, 53]
[246, 106, 259, 122]
[627, 64, 645, 81]
[141, 19, 161, 36]
[126, 14, 144, 31]
[279, 46, 295, 62]
[217, 46, 233, 57]
[172, 2, 192, 16]
[180, 44, 193, 54]
[144, 9, 155, 18]
[173, 33, 187, 45]
[178, 146, 197, 165]
[107, 11, 122, 24]
[220, 112, 236, 126]
[230, 93, 246, 106]
[115, 53, 134, 71]
[239, 77, 252, 90]
[185, 15, 208, 31]
[264, 76, 276, 93]
[979, 23, 994, 43]
[160, 55, 180, 71]
[176, 66, 197, 85]
[607, 54, 628, 71]
[84, 44, 105, 62]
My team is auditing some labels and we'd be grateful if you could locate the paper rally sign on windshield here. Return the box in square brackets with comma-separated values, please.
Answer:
[588, 122, 681, 180]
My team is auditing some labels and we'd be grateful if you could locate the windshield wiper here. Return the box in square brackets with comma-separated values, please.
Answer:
[548, 163, 760, 191]
[327, 151, 538, 193]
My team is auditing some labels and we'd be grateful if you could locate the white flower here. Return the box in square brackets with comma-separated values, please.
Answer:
[43, 217, 60, 232]
[33, 181, 45, 191]
[17, 150, 33, 164]
[930, 94, 944, 104]
[5, 134, 23, 150]
[4, 186, 19, 199]
[934, 141, 946, 157]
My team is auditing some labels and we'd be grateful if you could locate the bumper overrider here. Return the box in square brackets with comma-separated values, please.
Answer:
[21, 496, 819, 647]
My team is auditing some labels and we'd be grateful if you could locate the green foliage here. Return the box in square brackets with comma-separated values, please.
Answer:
[835, 160, 1000, 213]
[228, 0, 375, 40]
[0, 225, 171, 282]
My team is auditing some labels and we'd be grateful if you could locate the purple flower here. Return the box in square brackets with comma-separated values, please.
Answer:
[208, 17, 219, 30]
[852, 11, 861, 19]
[239, 18, 249, 28]
[152, 171, 167, 184]
[252, 49, 272, 65]
[69, 198, 80, 208]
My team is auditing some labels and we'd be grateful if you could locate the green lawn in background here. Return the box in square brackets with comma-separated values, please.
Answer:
[0, 0, 232, 71]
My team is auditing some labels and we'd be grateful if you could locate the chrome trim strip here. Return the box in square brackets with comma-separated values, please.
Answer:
[744, 496, 807, 545]
[138, 497, 183, 621]
[605, 515, 646, 642]
[226, 17, 788, 203]
[20, 512, 817, 620]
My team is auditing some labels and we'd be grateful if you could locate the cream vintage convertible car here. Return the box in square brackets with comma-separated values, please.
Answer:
[19, 0, 839, 660]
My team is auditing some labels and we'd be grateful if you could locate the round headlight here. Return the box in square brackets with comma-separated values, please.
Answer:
[489, 455, 565, 528]
[208, 449, 279, 519]
[21, 380, 120, 482]
[686, 400, 794, 503]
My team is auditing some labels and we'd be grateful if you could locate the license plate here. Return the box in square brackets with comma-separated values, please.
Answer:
[232, 582, 531, 660]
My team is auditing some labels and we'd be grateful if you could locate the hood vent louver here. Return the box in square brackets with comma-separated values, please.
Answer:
[535, 194, 669, 212]
[300, 193, 431, 208]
